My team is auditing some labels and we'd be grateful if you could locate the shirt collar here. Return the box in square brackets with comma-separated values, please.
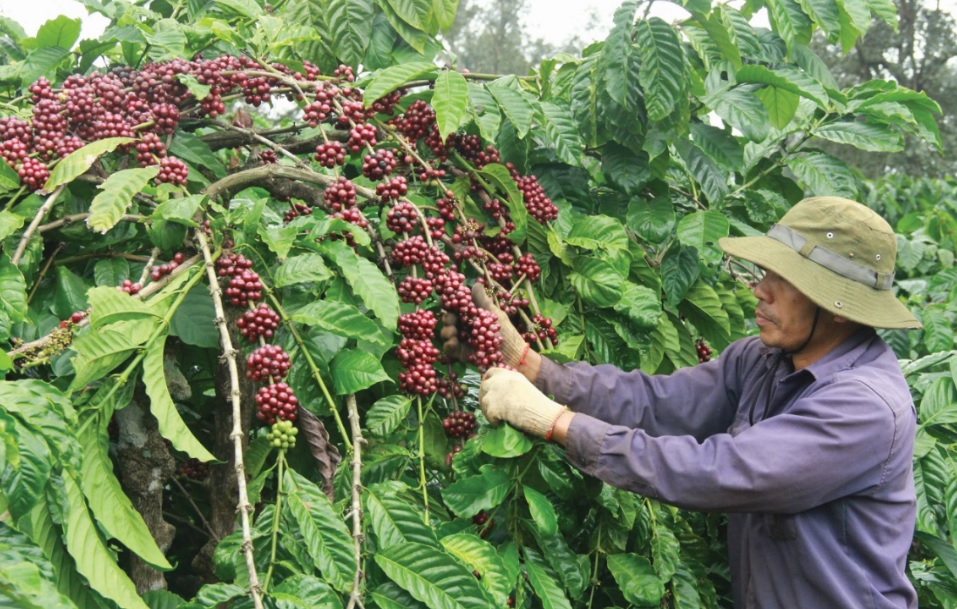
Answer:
[760, 326, 878, 382]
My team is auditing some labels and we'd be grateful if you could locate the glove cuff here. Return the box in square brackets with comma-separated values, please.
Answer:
[521, 398, 568, 438]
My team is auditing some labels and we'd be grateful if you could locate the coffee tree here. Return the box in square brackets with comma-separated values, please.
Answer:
[0, 1, 948, 608]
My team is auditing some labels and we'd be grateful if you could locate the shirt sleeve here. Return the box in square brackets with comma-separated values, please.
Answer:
[534, 338, 761, 441]
[563, 378, 905, 514]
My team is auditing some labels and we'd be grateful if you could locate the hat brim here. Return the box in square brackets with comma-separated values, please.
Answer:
[719, 235, 921, 330]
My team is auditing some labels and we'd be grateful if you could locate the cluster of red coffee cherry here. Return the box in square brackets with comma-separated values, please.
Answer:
[696, 339, 713, 363]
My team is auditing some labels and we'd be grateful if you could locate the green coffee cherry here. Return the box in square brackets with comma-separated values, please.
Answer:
[266, 419, 298, 450]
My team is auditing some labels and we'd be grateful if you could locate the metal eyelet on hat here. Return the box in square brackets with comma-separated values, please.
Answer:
[826, 232, 834, 238]
[875, 254, 881, 261]
[834, 300, 843, 308]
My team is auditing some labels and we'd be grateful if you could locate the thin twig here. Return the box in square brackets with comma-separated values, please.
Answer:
[26, 243, 64, 304]
[38, 213, 147, 233]
[13, 185, 65, 265]
[194, 226, 264, 609]
[345, 394, 365, 609]
[169, 474, 220, 541]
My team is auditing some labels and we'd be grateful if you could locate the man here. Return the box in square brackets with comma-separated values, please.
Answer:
[447, 197, 921, 608]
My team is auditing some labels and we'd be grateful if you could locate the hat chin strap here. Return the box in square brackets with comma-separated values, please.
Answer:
[784, 306, 821, 356]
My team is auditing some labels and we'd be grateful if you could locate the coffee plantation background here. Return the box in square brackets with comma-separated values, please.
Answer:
[0, 0, 955, 608]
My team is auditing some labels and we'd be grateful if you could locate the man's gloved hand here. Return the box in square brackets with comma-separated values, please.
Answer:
[440, 284, 527, 366]
[479, 367, 567, 438]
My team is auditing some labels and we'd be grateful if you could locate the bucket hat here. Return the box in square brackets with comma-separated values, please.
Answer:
[719, 196, 921, 330]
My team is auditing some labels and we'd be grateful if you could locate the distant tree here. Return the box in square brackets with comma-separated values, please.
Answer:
[811, 0, 957, 178]
[443, 0, 603, 74]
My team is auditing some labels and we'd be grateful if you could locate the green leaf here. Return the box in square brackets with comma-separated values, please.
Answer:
[785, 150, 859, 198]
[606, 553, 665, 605]
[142, 338, 215, 461]
[569, 256, 624, 308]
[327, 0, 375, 66]
[324, 240, 399, 330]
[363, 62, 438, 106]
[602, 1, 641, 106]
[442, 464, 510, 518]
[613, 284, 661, 329]
[272, 575, 343, 609]
[523, 486, 558, 536]
[53, 266, 91, 321]
[169, 287, 219, 349]
[476, 163, 527, 242]
[70, 320, 154, 390]
[480, 425, 533, 458]
[0, 421, 51, 519]
[44, 138, 136, 192]
[215, 0, 262, 17]
[795, 0, 841, 34]
[169, 133, 224, 179]
[274, 253, 333, 287]
[523, 547, 572, 609]
[705, 84, 770, 142]
[61, 473, 150, 609]
[0, 254, 27, 324]
[93, 259, 130, 288]
[486, 76, 536, 139]
[19, 47, 71, 88]
[259, 224, 298, 260]
[87, 167, 159, 234]
[77, 418, 172, 570]
[283, 469, 356, 593]
[689, 123, 744, 171]
[676, 140, 729, 203]
[635, 18, 685, 121]
[375, 542, 493, 609]
[864, 0, 897, 28]
[440, 533, 510, 604]
[754, 85, 800, 129]
[86, 286, 160, 330]
[365, 485, 437, 548]
[151, 194, 203, 226]
[661, 247, 700, 307]
[766, 0, 813, 50]
[566, 215, 629, 251]
[650, 517, 681, 580]
[736, 65, 828, 108]
[679, 279, 732, 346]
[0, 160, 20, 195]
[293, 300, 382, 343]
[375, 0, 428, 52]
[676, 210, 730, 268]
[433, 71, 470, 140]
[539, 101, 584, 165]
[330, 349, 391, 394]
[383, 0, 433, 31]
[914, 531, 957, 579]
[35, 15, 81, 50]
[365, 395, 412, 437]
[627, 196, 675, 243]
[813, 120, 903, 152]
[920, 309, 954, 354]
[602, 144, 653, 195]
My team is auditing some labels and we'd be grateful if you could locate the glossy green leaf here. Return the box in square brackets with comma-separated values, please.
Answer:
[92, 259, 130, 288]
[19, 47, 71, 89]
[70, 320, 155, 390]
[676, 141, 729, 203]
[737, 65, 828, 108]
[142, 338, 215, 461]
[920, 309, 955, 355]
[486, 76, 536, 139]
[365, 485, 437, 548]
[440, 533, 510, 604]
[766, 0, 813, 50]
[689, 123, 744, 171]
[864, 0, 897, 27]
[384, 0, 433, 31]
[626, 196, 675, 243]
[375, 542, 493, 609]
[476, 163, 527, 242]
[613, 284, 661, 329]
[607, 553, 665, 605]
[365, 395, 412, 437]
[330, 349, 391, 394]
[796, 0, 841, 34]
[375, 0, 428, 51]
[0, 160, 18, 195]
[602, 144, 653, 195]
[151, 195, 203, 226]
[61, 473, 150, 609]
[661, 247, 700, 307]
[0, 423, 51, 519]
[363, 62, 437, 106]
[169, 287, 219, 349]
[37, 16, 82, 51]
[283, 469, 356, 592]
[569, 256, 625, 308]
[433, 70, 470, 140]
[919, 377, 957, 427]
[754, 85, 800, 129]
[87, 286, 161, 329]
[292, 300, 382, 343]
[43, 138, 136, 193]
[566, 215, 629, 251]
[636, 18, 685, 121]
[169, 133, 224, 179]
[785, 150, 859, 198]
[259, 224, 298, 259]
[651, 517, 681, 580]
[371, 582, 430, 609]
[706, 84, 770, 142]
[523, 486, 558, 536]
[524, 547, 572, 609]
[481, 424, 533, 458]
[327, 0, 374, 66]
[0, 254, 27, 324]
[602, 1, 641, 106]
[539, 100, 584, 165]
[676, 211, 730, 267]
[87, 167, 159, 234]
[52, 266, 91, 321]
[442, 464, 510, 518]
[272, 575, 343, 609]
[814, 121, 903, 152]
[77, 418, 172, 570]
[324, 240, 399, 330]
[273, 253, 332, 287]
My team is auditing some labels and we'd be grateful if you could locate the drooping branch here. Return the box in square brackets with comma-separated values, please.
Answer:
[12, 185, 65, 265]
[38, 213, 147, 233]
[194, 226, 264, 609]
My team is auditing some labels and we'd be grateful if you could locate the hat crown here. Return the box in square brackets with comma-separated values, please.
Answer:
[777, 196, 897, 276]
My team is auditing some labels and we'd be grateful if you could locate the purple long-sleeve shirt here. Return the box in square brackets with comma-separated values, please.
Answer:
[536, 327, 917, 608]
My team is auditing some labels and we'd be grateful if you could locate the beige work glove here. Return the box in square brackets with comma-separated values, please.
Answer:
[440, 284, 528, 367]
[479, 367, 567, 438]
